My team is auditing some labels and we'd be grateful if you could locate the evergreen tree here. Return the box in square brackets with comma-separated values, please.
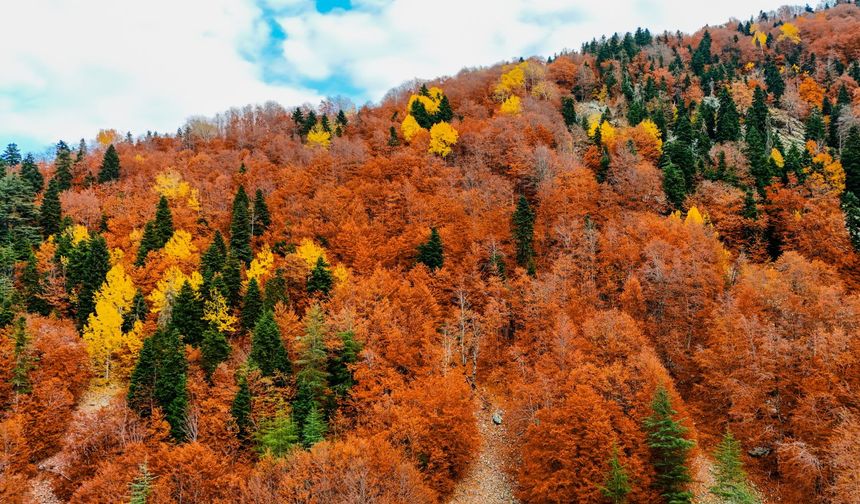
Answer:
[200, 326, 230, 379]
[336, 109, 349, 129]
[842, 191, 860, 252]
[434, 94, 454, 123]
[231, 375, 253, 440]
[153, 196, 174, 247]
[241, 278, 263, 331]
[328, 330, 361, 397]
[97, 144, 121, 183]
[410, 98, 433, 129]
[746, 87, 769, 139]
[416, 227, 444, 270]
[301, 402, 327, 448]
[256, 408, 299, 457]
[388, 126, 400, 146]
[76, 235, 111, 328]
[293, 305, 330, 435]
[39, 178, 62, 237]
[122, 290, 148, 333]
[263, 269, 289, 310]
[21, 250, 49, 315]
[230, 186, 252, 263]
[2, 143, 21, 166]
[221, 254, 243, 308]
[127, 328, 189, 441]
[0, 174, 41, 258]
[54, 141, 73, 191]
[128, 463, 154, 504]
[306, 256, 334, 296]
[804, 107, 825, 142]
[201, 231, 227, 279]
[135, 221, 158, 267]
[169, 281, 204, 346]
[709, 430, 760, 503]
[763, 59, 785, 103]
[20, 154, 43, 193]
[644, 386, 695, 504]
[842, 126, 860, 197]
[11, 317, 33, 394]
[690, 30, 711, 76]
[251, 189, 271, 238]
[292, 108, 305, 135]
[249, 310, 290, 377]
[600, 445, 632, 504]
[561, 97, 578, 130]
[662, 159, 687, 209]
[745, 126, 772, 193]
[511, 195, 536, 273]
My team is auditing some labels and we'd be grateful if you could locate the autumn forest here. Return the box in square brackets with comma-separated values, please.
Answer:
[3, 2, 860, 503]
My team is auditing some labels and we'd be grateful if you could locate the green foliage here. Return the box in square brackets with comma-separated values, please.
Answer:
[643, 386, 695, 504]
[252, 189, 271, 238]
[11, 317, 33, 394]
[122, 290, 148, 333]
[21, 250, 49, 315]
[200, 326, 230, 379]
[201, 231, 227, 280]
[263, 269, 289, 310]
[662, 159, 687, 210]
[512, 195, 536, 274]
[306, 256, 334, 296]
[416, 227, 444, 271]
[170, 281, 204, 346]
[746, 87, 769, 139]
[221, 254, 243, 308]
[249, 310, 290, 377]
[231, 375, 253, 440]
[842, 191, 860, 252]
[241, 278, 263, 331]
[54, 141, 73, 191]
[843, 126, 860, 197]
[709, 430, 760, 503]
[74, 235, 111, 328]
[257, 408, 299, 457]
[745, 126, 772, 193]
[435, 95, 454, 124]
[388, 126, 400, 146]
[40, 178, 62, 237]
[230, 185, 253, 263]
[763, 59, 785, 103]
[301, 402, 327, 448]
[327, 330, 361, 397]
[154, 196, 174, 247]
[600, 445, 632, 504]
[128, 463, 154, 504]
[128, 328, 189, 441]
[293, 305, 330, 438]
[0, 174, 41, 258]
[2, 143, 21, 166]
[20, 154, 43, 193]
[97, 144, 121, 183]
[804, 107, 825, 143]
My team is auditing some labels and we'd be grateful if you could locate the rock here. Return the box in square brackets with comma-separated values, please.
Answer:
[748, 446, 771, 458]
[492, 412, 502, 425]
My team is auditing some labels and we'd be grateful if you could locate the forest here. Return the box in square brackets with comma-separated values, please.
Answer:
[2, 2, 860, 503]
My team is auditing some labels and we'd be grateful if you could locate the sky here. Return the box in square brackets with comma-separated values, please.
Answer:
[1, 0, 793, 156]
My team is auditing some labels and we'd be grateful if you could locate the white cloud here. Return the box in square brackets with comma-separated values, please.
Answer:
[0, 0, 321, 150]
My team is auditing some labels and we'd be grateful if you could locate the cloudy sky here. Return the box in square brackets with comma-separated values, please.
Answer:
[2, 0, 791, 155]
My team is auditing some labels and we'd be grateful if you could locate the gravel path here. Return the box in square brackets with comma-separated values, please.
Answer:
[448, 391, 518, 504]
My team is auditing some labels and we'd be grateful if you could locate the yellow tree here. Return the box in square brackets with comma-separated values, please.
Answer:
[429, 122, 458, 157]
[247, 243, 275, 283]
[401, 114, 423, 142]
[307, 124, 332, 149]
[163, 230, 197, 261]
[500, 95, 522, 115]
[778, 22, 801, 44]
[82, 263, 139, 381]
[203, 289, 237, 333]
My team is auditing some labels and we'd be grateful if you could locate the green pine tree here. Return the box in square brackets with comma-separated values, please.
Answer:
[97, 144, 121, 183]
[200, 326, 230, 379]
[241, 278, 263, 331]
[153, 196, 174, 247]
[221, 253, 243, 308]
[128, 463, 154, 504]
[709, 430, 760, 503]
[256, 407, 299, 457]
[2, 143, 21, 166]
[388, 126, 400, 146]
[135, 221, 158, 267]
[263, 269, 289, 310]
[511, 195, 536, 273]
[251, 189, 271, 238]
[662, 159, 687, 209]
[410, 98, 433, 129]
[745, 126, 772, 193]
[842, 126, 860, 197]
[230, 186, 253, 263]
[643, 386, 695, 504]
[746, 87, 769, 139]
[842, 191, 860, 252]
[201, 231, 227, 280]
[122, 290, 149, 332]
[416, 227, 444, 270]
[231, 374, 253, 440]
[301, 402, 327, 448]
[804, 107, 826, 143]
[21, 250, 49, 315]
[293, 305, 330, 433]
[11, 317, 33, 394]
[249, 310, 290, 377]
[76, 235, 111, 328]
[434, 94, 454, 124]
[306, 256, 334, 296]
[39, 178, 62, 237]
[20, 154, 43, 193]
[763, 59, 785, 103]
[54, 141, 73, 191]
[600, 445, 632, 504]
[169, 281, 204, 346]
[327, 330, 361, 397]
[336, 109, 349, 129]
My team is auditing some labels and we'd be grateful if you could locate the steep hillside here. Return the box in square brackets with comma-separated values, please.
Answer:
[2, 3, 860, 503]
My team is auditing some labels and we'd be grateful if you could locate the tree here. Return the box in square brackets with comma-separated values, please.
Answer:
[122, 290, 148, 332]
[428, 122, 458, 157]
[601, 445, 632, 504]
[75, 235, 112, 328]
[201, 231, 227, 280]
[54, 141, 73, 191]
[709, 430, 759, 503]
[416, 227, 444, 270]
[200, 326, 230, 379]
[434, 95, 454, 123]
[97, 144, 121, 183]
[169, 280, 204, 346]
[153, 196, 174, 247]
[512, 195, 536, 273]
[804, 107, 825, 142]
[327, 330, 361, 397]
[11, 317, 33, 394]
[39, 178, 62, 237]
[256, 408, 298, 457]
[662, 159, 687, 209]
[231, 375, 253, 441]
[842, 126, 860, 197]
[294, 305, 330, 439]
[716, 87, 741, 143]
[307, 256, 334, 296]
[249, 310, 290, 377]
[0, 174, 41, 257]
[127, 328, 189, 441]
[230, 185, 252, 263]
[251, 189, 270, 238]
[21, 251, 49, 315]
[241, 278, 263, 331]
[746, 87, 769, 139]
[842, 191, 860, 252]
[643, 386, 695, 504]
[128, 463, 154, 504]
[82, 263, 138, 381]
[20, 154, 43, 193]
[763, 59, 785, 103]
[221, 254, 243, 308]
[2, 143, 21, 166]
[301, 402, 327, 448]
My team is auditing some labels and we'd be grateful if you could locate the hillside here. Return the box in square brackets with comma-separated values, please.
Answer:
[2, 2, 860, 503]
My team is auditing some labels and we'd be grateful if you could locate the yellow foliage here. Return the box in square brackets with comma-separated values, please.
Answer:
[163, 230, 197, 261]
[744, 62, 756, 71]
[134, 154, 145, 163]
[494, 63, 526, 98]
[307, 124, 332, 149]
[500, 95, 522, 115]
[530, 80, 554, 101]
[638, 119, 663, 153]
[203, 289, 237, 333]
[589, 120, 616, 147]
[752, 29, 768, 48]
[597, 84, 608, 103]
[82, 264, 138, 381]
[247, 243, 275, 283]
[333, 263, 350, 284]
[401, 114, 423, 143]
[778, 22, 801, 44]
[96, 129, 118, 147]
[149, 266, 202, 314]
[771, 149, 785, 168]
[428, 121, 459, 157]
[155, 169, 199, 211]
[684, 206, 704, 226]
[70, 224, 89, 245]
[811, 151, 846, 194]
[187, 188, 201, 212]
[110, 247, 124, 266]
[295, 239, 327, 270]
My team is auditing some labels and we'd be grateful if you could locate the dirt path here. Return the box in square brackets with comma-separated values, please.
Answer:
[448, 390, 518, 504]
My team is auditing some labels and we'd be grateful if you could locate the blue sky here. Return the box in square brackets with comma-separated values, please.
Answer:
[1, 0, 790, 157]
